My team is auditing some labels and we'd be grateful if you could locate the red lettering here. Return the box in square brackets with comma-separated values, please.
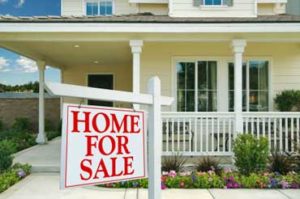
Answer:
[116, 136, 130, 155]
[130, 115, 141, 133]
[80, 159, 93, 180]
[72, 111, 91, 133]
[111, 114, 129, 133]
[111, 157, 123, 177]
[85, 135, 98, 156]
[98, 135, 115, 155]
[92, 113, 110, 133]
[123, 156, 134, 175]
[94, 159, 109, 179]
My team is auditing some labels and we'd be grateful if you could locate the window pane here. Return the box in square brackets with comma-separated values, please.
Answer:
[100, 1, 113, 15]
[86, 2, 98, 16]
[176, 62, 195, 112]
[208, 61, 217, 90]
[205, 0, 221, 5]
[198, 91, 208, 112]
[228, 62, 247, 111]
[249, 91, 269, 111]
[198, 61, 207, 90]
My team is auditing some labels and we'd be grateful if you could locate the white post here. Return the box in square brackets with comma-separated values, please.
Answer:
[147, 77, 162, 199]
[130, 40, 143, 109]
[36, 61, 47, 144]
[231, 40, 247, 134]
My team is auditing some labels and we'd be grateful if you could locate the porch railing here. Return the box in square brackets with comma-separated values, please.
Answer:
[243, 112, 300, 154]
[162, 112, 235, 156]
[161, 112, 300, 156]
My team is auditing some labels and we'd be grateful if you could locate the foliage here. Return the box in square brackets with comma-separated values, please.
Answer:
[0, 140, 17, 173]
[0, 129, 36, 152]
[196, 157, 222, 175]
[47, 131, 61, 141]
[233, 134, 269, 175]
[0, 164, 31, 193]
[0, 81, 39, 93]
[161, 154, 187, 172]
[99, 170, 300, 189]
[12, 118, 32, 132]
[269, 152, 294, 175]
[274, 90, 300, 111]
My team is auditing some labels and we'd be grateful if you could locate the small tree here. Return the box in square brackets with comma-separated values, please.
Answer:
[233, 134, 269, 176]
[274, 90, 300, 111]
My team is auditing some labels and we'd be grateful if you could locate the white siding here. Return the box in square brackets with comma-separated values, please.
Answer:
[170, 0, 256, 18]
[61, 0, 84, 16]
[138, 4, 169, 15]
[61, 0, 139, 16]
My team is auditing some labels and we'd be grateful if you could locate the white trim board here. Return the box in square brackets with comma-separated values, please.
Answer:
[1, 23, 300, 33]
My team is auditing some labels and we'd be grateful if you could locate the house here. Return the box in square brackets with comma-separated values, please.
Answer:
[0, 0, 299, 157]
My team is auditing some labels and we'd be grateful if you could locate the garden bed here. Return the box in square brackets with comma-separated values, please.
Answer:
[0, 164, 31, 193]
[99, 170, 300, 189]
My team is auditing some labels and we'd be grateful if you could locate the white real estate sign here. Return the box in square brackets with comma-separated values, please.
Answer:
[60, 103, 147, 188]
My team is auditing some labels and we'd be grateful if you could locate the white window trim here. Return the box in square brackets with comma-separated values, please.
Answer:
[171, 56, 273, 113]
[83, 0, 115, 16]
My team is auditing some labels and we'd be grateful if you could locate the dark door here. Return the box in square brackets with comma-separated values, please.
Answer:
[88, 74, 113, 107]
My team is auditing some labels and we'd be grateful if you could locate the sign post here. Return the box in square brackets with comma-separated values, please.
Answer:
[46, 76, 173, 199]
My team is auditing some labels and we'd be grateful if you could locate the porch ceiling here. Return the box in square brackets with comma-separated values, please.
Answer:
[0, 40, 132, 68]
[1, 32, 300, 68]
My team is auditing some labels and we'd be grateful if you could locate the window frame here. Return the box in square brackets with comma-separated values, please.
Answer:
[85, 0, 114, 16]
[173, 58, 220, 112]
[227, 58, 273, 112]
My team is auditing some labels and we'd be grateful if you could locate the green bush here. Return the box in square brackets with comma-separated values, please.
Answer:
[46, 131, 61, 140]
[12, 118, 32, 132]
[274, 90, 300, 111]
[0, 163, 31, 193]
[196, 157, 222, 175]
[0, 140, 17, 173]
[162, 154, 187, 172]
[0, 129, 35, 152]
[233, 134, 269, 176]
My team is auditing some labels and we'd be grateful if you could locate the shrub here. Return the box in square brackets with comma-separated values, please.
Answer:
[162, 154, 187, 172]
[195, 157, 222, 175]
[0, 140, 17, 173]
[12, 118, 32, 132]
[233, 134, 269, 176]
[0, 163, 31, 193]
[47, 131, 61, 140]
[274, 90, 300, 111]
[0, 129, 35, 152]
[269, 152, 294, 175]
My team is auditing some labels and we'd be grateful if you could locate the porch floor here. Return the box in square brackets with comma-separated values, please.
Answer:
[13, 137, 61, 173]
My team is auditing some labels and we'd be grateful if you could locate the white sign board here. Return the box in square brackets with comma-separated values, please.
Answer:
[60, 103, 147, 188]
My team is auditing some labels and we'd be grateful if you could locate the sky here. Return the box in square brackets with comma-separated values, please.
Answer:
[0, 0, 61, 85]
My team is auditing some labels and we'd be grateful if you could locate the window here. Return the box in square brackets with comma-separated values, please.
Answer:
[204, 0, 222, 5]
[176, 61, 217, 112]
[86, 0, 113, 16]
[229, 61, 269, 112]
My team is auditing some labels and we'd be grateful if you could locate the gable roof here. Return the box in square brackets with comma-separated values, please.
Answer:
[0, 14, 300, 23]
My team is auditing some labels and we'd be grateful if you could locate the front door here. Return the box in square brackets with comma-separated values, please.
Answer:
[88, 74, 113, 107]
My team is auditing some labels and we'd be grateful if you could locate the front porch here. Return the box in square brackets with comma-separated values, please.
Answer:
[1, 21, 300, 156]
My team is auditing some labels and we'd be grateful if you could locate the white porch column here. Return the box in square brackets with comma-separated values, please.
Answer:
[130, 40, 143, 109]
[231, 40, 247, 134]
[36, 61, 47, 144]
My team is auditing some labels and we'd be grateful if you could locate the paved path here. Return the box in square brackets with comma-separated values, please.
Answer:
[13, 137, 60, 172]
[0, 173, 299, 199]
